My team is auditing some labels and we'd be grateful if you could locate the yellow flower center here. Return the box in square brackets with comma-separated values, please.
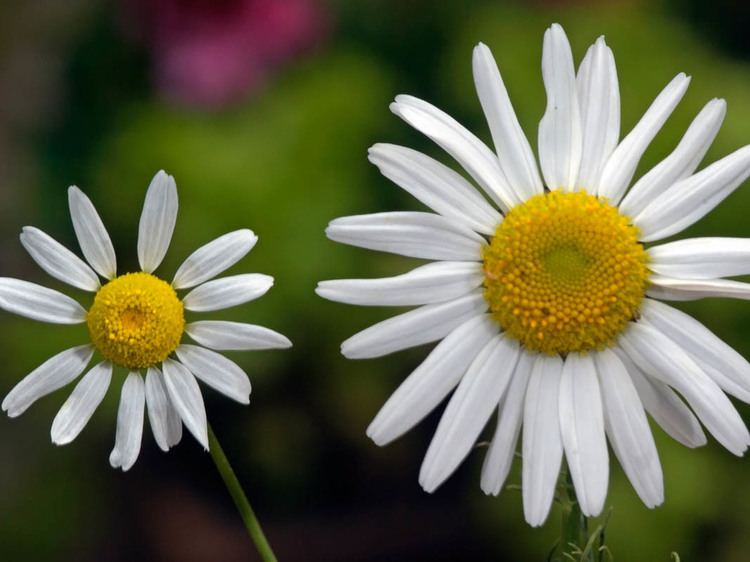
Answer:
[482, 190, 649, 355]
[87, 272, 184, 369]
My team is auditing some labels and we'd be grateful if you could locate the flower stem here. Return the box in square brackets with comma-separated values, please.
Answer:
[208, 424, 279, 562]
[559, 466, 591, 560]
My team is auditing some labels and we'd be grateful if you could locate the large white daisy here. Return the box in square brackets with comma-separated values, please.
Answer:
[1, 170, 291, 471]
[317, 23, 750, 526]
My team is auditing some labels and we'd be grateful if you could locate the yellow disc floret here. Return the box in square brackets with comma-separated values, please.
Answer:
[87, 272, 184, 369]
[482, 190, 649, 355]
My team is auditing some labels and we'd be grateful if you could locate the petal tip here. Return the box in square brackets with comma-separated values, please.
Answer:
[314, 283, 332, 300]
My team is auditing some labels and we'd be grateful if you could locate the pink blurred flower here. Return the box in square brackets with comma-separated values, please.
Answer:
[129, 0, 327, 107]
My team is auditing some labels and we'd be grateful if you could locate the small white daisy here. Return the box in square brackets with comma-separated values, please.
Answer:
[317, 23, 750, 526]
[1, 170, 291, 471]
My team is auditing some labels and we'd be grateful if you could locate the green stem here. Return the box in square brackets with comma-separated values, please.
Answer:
[560, 467, 590, 561]
[208, 424, 279, 562]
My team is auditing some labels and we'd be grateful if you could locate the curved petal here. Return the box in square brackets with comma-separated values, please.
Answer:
[522, 354, 564, 527]
[559, 353, 608, 517]
[186, 321, 291, 351]
[576, 36, 620, 193]
[480, 352, 533, 495]
[614, 348, 706, 448]
[341, 291, 487, 359]
[20, 227, 100, 291]
[368, 143, 501, 235]
[182, 274, 274, 312]
[648, 237, 750, 280]
[109, 373, 145, 471]
[538, 23, 582, 191]
[619, 322, 750, 455]
[316, 261, 484, 307]
[172, 229, 258, 289]
[162, 359, 208, 450]
[620, 99, 726, 217]
[366, 314, 498, 446]
[138, 170, 178, 273]
[2, 345, 94, 417]
[145, 367, 182, 451]
[419, 334, 520, 492]
[0, 278, 86, 324]
[325, 212, 485, 262]
[390, 94, 518, 211]
[50, 361, 112, 445]
[598, 73, 690, 204]
[641, 299, 750, 402]
[175, 345, 251, 404]
[647, 276, 750, 301]
[595, 349, 663, 508]
[68, 186, 116, 279]
[472, 42, 543, 200]
[635, 145, 750, 242]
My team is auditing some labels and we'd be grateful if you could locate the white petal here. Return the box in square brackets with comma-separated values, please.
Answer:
[368, 143, 501, 235]
[0, 278, 86, 324]
[641, 299, 750, 402]
[341, 291, 488, 359]
[20, 227, 100, 291]
[138, 170, 178, 273]
[614, 347, 706, 448]
[145, 367, 182, 451]
[538, 23, 582, 191]
[172, 229, 258, 289]
[472, 43, 543, 200]
[366, 314, 498, 446]
[50, 361, 112, 445]
[175, 345, 251, 404]
[559, 353, 608, 517]
[182, 274, 274, 312]
[420, 334, 520, 492]
[480, 352, 533, 495]
[109, 373, 145, 471]
[522, 354, 564, 527]
[647, 275, 750, 301]
[576, 36, 620, 192]
[162, 358, 208, 450]
[595, 349, 663, 508]
[598, 73, 690, 204]
[620, 322, 750, 455]
[68, 186, 116, 279]
[2, 345, 94, 417]
[648, 237, 750, 280]
[635, 145, 750, 242]
[186, 321, 292, 351]
[619, 99, 726, 217]
[316, 261, 484, 306]
[390, 94, 518, 211]
[325, 212, 485, 262]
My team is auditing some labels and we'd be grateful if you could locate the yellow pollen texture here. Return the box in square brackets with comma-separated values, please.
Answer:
[87, 272, 184, 369]
[482, 190, 649, 355]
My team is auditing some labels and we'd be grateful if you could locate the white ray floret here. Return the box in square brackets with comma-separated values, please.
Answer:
[20, 227, 101, 291]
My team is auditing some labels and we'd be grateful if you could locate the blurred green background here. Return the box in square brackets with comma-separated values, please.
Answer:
[1, 0, 750, 560]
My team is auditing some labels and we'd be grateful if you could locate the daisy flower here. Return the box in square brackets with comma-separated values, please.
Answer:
[317, 23, 750, 526]
[0, 170, 291, 471]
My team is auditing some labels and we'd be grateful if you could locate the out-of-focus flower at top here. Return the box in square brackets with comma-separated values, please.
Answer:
[126, 0, 327, 108]
[0, 170, 291, 470]
[319, 23, 750, 526]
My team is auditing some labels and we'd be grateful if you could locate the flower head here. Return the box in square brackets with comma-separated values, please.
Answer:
[1, 171, 291, 470]
[318, 24, 750, 525]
